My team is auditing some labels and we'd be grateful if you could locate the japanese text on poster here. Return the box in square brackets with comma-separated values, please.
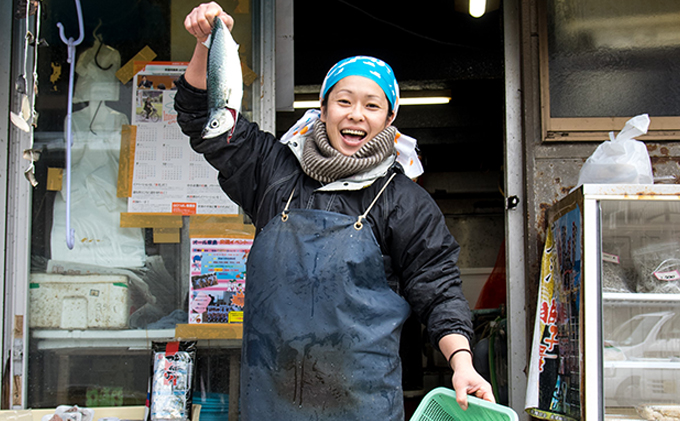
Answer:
[526, 207, 582, 421]
[189, 237, 253, 324]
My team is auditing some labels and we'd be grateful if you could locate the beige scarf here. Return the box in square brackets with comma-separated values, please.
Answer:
[300, 120, 396, 183]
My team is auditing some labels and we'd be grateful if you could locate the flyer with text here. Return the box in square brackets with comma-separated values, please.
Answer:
[189, 237, 253, 324]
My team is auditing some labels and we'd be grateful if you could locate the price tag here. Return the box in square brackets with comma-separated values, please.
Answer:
[602, 252, 620, 264]
[653, 270, 680, 281]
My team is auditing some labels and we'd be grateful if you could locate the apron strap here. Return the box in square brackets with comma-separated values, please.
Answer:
[355, 172, 397, 231]
[281, 188, 296, 221]
[280, 172, 397, 228]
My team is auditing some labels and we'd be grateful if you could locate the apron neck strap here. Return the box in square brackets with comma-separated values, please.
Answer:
[281, 188, 296, 221]
[280, 172, 397, 228]
[355, 172, 397, 231]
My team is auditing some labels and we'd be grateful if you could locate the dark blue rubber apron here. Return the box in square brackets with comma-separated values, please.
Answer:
[241, 174, 411, 420]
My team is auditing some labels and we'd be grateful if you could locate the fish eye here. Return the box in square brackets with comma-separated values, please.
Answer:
[210, 120, 219, 128]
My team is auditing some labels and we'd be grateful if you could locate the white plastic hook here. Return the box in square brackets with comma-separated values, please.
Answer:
[57, 0, 84, 250]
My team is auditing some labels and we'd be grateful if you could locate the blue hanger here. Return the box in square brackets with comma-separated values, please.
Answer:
[57, 0, 84, 250]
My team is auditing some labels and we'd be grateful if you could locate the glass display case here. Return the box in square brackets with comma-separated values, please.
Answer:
[599, 188, 680, 420]
[527, 184, 680, 421]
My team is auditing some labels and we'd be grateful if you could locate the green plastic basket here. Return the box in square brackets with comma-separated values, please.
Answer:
[410, 387, 519, 421]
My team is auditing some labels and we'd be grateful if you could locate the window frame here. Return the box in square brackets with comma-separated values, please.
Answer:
[538, 1, 680, 142]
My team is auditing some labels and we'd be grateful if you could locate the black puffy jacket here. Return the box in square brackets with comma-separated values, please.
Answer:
[174, 76, 473, 348]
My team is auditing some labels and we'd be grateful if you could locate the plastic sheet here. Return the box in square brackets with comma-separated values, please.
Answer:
[50, 104, 146, 267]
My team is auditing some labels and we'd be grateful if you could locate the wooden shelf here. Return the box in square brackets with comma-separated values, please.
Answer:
[32, 329, 175, 350]
[5, 404, 202, 421]
[175, 323, 243, 340]
[31, 326, 243, 350]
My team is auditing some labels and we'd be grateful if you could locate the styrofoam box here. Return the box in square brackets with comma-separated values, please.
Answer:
[29, 274, 130, 329]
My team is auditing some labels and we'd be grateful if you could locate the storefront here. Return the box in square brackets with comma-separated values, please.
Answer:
[2, 0, 275, 413]
[2, 0, 680, 420]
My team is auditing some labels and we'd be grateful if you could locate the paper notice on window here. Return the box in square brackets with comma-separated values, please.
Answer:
[129, 62, 238, 215]
[189, 237, 253, 324]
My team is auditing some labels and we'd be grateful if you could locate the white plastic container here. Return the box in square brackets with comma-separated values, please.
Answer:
[29, 274, 130, 329]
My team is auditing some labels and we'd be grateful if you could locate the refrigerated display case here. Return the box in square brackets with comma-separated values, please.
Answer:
[527, 184, 680, 421]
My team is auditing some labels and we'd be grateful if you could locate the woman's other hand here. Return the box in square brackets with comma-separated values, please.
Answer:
[439, 333, 496, 410]
[450, 361, 496, 410]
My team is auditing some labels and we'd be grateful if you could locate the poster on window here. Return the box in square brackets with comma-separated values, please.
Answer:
[526, 206, 582, 421]
[189, 237, 253, 324]
[129, 62, 238, 215]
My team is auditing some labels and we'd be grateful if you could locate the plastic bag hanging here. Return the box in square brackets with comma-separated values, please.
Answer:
[23, 1, 44, 186]
[10, 0, 39, 133]
[574, 114, 653, 190]
[57, 0, 85, 249]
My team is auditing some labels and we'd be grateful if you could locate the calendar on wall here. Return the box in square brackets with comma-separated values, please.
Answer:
[127, 62, 238, 215]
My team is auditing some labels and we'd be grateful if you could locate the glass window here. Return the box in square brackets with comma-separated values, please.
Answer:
[25, 0, 257, 409]
[540, 0, 680, 141]
[608, 314, 664, 347]
[600, 200, 680, 414]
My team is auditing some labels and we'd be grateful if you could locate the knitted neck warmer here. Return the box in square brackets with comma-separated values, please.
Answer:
[300, 120, 396, 183]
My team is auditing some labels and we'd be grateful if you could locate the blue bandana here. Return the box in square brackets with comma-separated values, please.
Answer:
[320, 56, 400, 114]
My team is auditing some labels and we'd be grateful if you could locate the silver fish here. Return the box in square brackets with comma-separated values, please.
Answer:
[202, 17, 243, 139]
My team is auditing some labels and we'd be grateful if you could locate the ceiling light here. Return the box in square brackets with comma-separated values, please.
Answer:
[469, 0, 486, 18]
[400, 96, 451, 106]
[293, 100, 322, 109]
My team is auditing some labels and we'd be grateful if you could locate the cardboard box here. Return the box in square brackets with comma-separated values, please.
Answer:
[29, 274, 129, 329]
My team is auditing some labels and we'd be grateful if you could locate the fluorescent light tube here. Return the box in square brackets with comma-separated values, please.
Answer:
[400, 97, 451, 105]
[293, 100, 321, 109]
[293, 96, 451, 109]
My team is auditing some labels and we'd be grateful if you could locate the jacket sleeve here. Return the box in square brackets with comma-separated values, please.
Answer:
[385, 175, 474, 350]
[174, 75, 292, 220]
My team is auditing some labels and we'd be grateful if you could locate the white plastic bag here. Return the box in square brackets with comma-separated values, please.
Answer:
[575, 114, 653, 188]
[40, 406, 94, 421]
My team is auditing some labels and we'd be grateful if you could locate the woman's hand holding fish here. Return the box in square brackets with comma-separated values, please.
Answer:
[184, 2, 233, 43]
[184, 2, 234, 89]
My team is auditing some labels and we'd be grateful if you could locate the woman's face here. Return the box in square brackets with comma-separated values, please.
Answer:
[320, 76, 393, 156]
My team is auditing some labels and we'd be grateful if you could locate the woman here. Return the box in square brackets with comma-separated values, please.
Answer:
[177, 3, 494, 420]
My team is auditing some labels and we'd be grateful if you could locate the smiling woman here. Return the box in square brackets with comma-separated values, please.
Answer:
[175, 4, 495, 420]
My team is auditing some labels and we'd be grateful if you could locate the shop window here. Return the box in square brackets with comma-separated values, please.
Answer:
[25, 0, 259, 409]
[539, 0, 680, 141]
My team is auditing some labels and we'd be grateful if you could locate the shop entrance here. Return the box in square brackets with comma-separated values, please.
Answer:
[275, 0, 509, 415]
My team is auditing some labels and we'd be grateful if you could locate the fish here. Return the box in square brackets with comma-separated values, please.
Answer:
[202, 17, 243, 139]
